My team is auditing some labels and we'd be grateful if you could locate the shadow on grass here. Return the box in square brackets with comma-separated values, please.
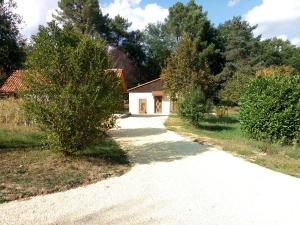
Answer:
[197, 124, 234, 131]
[77, 139, 129, 165]
[191, 115, 240, 132]
[203, 115, 239, 124]
[0, 130, 46, 149]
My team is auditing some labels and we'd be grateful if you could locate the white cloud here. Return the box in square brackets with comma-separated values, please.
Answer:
[101, 0, 168, 31]
[245, 0, 300, 46]
[277, 34, 288, 41]
[228, 0, 240, 7]
[291, 37, 300, 46]
[14, 0, 168, 38]
[14, 0, 58, 38]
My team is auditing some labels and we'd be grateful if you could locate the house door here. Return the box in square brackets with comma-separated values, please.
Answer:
[139, 99, 147, 114]
[154, 96, 162, 114]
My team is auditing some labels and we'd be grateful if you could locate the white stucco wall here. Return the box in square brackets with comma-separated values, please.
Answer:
[129, 92, 170, 115]
[162, 96, 170, 115]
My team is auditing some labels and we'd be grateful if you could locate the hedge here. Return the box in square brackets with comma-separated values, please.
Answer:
[240, 74, 300, 144]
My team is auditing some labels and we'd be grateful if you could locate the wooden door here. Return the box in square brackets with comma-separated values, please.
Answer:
[139, 99, 147, 114]
[154, 96, 162, 114]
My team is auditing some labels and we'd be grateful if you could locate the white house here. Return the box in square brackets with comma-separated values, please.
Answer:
[127, 78, 175, 115]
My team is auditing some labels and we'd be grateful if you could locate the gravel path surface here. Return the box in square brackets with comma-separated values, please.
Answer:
[1, 116, 300, 225]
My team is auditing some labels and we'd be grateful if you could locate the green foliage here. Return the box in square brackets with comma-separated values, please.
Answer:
[0, 128, 45, 149]
[161, 33, 216, 99]
[121, 30, 145, 68]
[240, 75, 300, 144]
[142, 23, 172, 81]
[0, 0, 25, 81]
[178, 88, 211, 126]
[22, 23, 123, 154]
[55, 0, 108, 36]
[165, 0, 224, 76]
[55, 0, 145, 73]
[108, 15, 131, 46]
[218, 17, 260, 65]
[160, 1, 224, 99]
[166, 0, 219, 48]
[217, 17, 261, 104]
[260, 38, 300, 72]
[219, 71, 255, 105]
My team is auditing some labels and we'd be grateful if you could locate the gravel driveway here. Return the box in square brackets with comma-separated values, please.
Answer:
[1, 116, 300, 225]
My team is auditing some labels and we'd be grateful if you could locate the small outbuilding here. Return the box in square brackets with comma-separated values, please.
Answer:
[127, 78, 176, 115]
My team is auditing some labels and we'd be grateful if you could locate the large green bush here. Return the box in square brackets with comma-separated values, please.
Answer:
[240, 74, 300, 144]
[22, 23, 123, 154]
[178, 88, 211, 126]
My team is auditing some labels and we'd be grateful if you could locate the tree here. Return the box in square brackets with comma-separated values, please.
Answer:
[219, 71, 254, 105]
[177, 88, 211, 126]
[160, 1, 224, 101]
[260, 38, 300, 72]
[55, 0, 109, 36]
[166, 0, 217, 46]
[0, 0, 25, 84]
[161, 33, 216, 99]
[165, 0, 224, 76]
[108, 15, 131, 47]
[218, 17, 261, 80]
[142, 23, 172, 81]
[22, 23, 123, 154]
[217, 17, 261, 105]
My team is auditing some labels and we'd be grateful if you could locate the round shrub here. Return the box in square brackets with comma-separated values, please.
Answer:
[22, 23, 123, 154]
[178, 88, 211, 126]
[240, 74, 300, 144]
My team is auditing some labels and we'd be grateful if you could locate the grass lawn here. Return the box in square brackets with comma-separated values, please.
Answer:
[165, 112, 300, 178]
[0, 126, 130, 204]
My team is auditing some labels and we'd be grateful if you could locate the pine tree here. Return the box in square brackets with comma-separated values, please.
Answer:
[55, 0, 108, 36]
[108, 15, 131, 46]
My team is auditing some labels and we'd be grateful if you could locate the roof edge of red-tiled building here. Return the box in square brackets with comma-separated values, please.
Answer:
[0, 70, 24, 94]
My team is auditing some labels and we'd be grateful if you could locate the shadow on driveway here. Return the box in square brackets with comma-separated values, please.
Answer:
[111, 128, 167, 138]
[111, 127, 209, 165]
[129, 140, 209, 164]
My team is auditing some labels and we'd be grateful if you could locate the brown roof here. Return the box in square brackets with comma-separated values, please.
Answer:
[127, 78, 163, 93]
[0, 70, 24, 94]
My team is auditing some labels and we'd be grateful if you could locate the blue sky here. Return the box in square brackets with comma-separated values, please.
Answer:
[101, 0, 262, 26]
[14, 0, 300, 46]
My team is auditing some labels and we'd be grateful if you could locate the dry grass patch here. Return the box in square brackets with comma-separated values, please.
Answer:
[0, 127, 130, 204]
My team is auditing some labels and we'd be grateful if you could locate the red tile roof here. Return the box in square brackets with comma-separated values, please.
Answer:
[0, 69, 127, 94]
[0, 70, 24, 94]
